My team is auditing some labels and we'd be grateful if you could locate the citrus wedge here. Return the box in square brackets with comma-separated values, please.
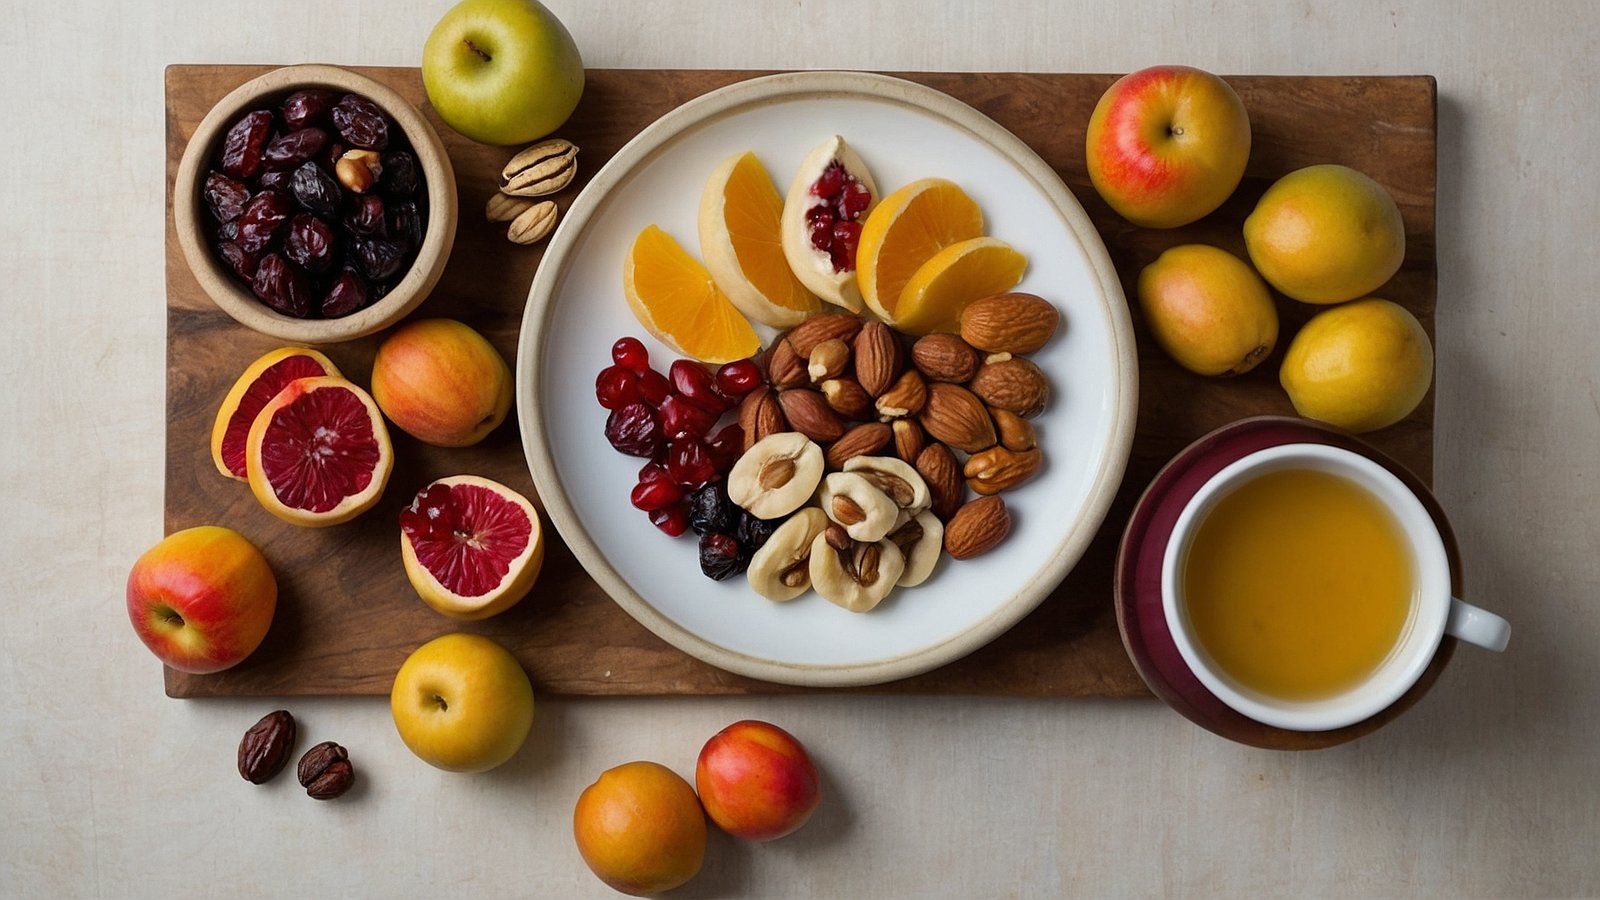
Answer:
[623, 225, 761, 364]
[211, 347, 341, 481]
[895, 237, 1028, 335]
[245, 375, 393, 527]
[856, 178, 985, 324]
[699, 151, 821, 328]
[399, 475, 544, 620]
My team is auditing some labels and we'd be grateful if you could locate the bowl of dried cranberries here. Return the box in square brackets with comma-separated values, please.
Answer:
[173, 64, 458, 343]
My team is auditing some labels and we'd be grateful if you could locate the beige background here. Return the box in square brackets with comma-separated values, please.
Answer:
[3, 0, 1596, 896]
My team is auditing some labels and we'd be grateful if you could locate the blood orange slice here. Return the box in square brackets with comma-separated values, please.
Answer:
[245, 375, 393, 527]
[211, 347, 341, 480]
[399, 475, 544, 620]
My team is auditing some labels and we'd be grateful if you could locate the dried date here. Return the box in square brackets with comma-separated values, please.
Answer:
[379, 150, 418, 196]
[251, 252, 311, 317]
[262, 127, 328, 171]
[320, 269, 369, 318]
[202, 171, 250, 223]
[219, 109, 272, 178]
[281, 89, 335, 131]
[236, 190, 291, 253]
[331, 93, 390, 150]
[353, 237, 407, 282]
[289, 161, 340, 218]
[284, 214, 336, 273]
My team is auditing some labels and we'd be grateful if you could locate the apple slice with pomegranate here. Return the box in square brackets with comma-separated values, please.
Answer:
[779, 135, 878, 311]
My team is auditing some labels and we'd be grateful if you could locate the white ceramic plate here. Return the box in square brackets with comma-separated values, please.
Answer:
[518, 72, 1136, 687]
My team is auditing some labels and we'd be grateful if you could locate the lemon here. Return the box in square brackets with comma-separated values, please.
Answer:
[1279, 298, 1433, 433]
[1243, 164, 1406, 305]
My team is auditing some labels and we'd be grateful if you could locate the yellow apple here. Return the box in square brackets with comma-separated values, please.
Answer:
[1085, 65, 1252, 229]
[390, 633, 534, 773]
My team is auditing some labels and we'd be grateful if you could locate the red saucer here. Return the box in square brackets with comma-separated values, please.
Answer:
[1113, 416, 1461, 750]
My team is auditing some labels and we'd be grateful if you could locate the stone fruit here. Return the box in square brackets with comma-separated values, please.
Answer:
[1244, 164, 1407, 304]
[623, 224, 761, 364]
[573, 761, 707, 896]
[125, 526, 277, 674]
[245, 376, 394, 527]
[699, 150, 821, 328]
[1137, 244, 1279, 376]
[390, 633, 535, 773]
[779, 135, 878, 311]
[1279, 298, 1433, 433]
[210, 347, 341, 480]
[399, 475, 544, 620]
[370, 318, 512, 448]
[856, 177, 984, 325]
[421, 0, 584, 145]
[895, 236, 1027, 335]
[695, 720, 822, 842]
[1085, 65, 1251, 229]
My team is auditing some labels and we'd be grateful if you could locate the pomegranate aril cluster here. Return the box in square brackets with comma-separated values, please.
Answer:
[203, 89, 428, 319]
[598, 337, 774, 578]
[805, 160, 872, 273]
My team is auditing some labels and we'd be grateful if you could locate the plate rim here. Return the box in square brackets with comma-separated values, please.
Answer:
[516, 70, 1138, 687]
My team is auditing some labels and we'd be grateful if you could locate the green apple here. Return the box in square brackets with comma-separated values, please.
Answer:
[422, 0, 584, 146]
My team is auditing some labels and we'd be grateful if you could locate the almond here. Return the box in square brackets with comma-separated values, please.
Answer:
[853, 321, 903, 397]
[738, 386, 787, 450]
[958, 292, 1060, 354]
[944, 495, 1012, 559]
[963, 445, 1043, 495]
[911, 333, 980, 383]
[826, 422, 892, 470]
[991, 407, 1037, 451]
[785, 313, 862, 358]
[914, 441, 965, 521]
[778, 388, 846, 442]
[969, 356, 1049, 418]
[807, 338, 851, 383]
[820, 377, 874, 420]
[767, 337, 807, 389]
[918, 383, 997, 453]
[874, 368, 927, 419]
[892, 418, 926, 463]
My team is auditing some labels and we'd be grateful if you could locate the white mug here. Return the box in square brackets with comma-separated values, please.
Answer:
[1161, 443, 1511, 732]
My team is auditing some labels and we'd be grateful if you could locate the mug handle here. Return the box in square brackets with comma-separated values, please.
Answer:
[1447, 597, 1511, 652]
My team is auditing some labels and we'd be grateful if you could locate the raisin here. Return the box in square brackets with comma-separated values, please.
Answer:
[320, 269, 369, 318]
[236, 190, 291, 253]
[605, 402, 663, 458]
[202, 171, 250, 223]
[216, 241, 259, 280]
[284, 214, 336, 273]
[380, 151, 419, 196]
[687, 483, 737, 536]
[251, 253, 311, 317]
[737, 512, 778, 554]
[281, 89, 336, 131]
[219, 109, 273, 179]
[388, 200, 423, 251]
[331, 94, 390, 150]
[352, 237, 407, 282]
[344, 194, 386, 237]
[262, 127, 329, 171]
[289, 161, 340, 218]
[698, 532, 748, 581]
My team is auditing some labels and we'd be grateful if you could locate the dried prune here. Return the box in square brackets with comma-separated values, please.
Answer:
[203, 171, 250, 223]
[320, 269, 369, 318]
[251, 252, 310, 317]
[262, 127, 329, 171]
[217, 241, 259, 280]
[289, 161, 340, 218]
[736, 512, 777, 554]
[698, 532, 748, 581]
[220, 109, 273, 179]
[352, 237, 407, 282]
[281, 89, 336, 131]
[687, 483, 737, 537]
[331, 94, 390, 150]
[344, 194, 386, 237]
[379, 151, 418, 196]
[284, 214, 336, 273]
[388, 200, 423, 251]
[236, 190, 291, 253]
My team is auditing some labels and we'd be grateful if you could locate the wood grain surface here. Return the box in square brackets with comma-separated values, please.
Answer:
[163, 66, 1436, 698]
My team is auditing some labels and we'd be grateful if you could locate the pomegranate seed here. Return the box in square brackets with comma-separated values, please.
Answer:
[611, 337, 650, 374]
[604, 402, 662, 458]
[714, 359, 764, 397]
[637, 368, 672, 405]
[650, 502, 690, 537]
[810, 161, 845, 199]
[837, 179, 872, 219]
[630, 477, 684, 512]
[658, 394, 717, 441]
[667, 438, 718, 490]
[595, 365, 641, 410]
[830, 220, 863, 271]
[638, 460, 673, 487]
[706, 423, 744, 473]
[670, 359, 732, 414]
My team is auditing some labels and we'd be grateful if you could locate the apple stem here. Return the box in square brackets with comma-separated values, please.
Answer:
[431, 693, 449, 712]
[463, 39, 491, 63]
[156, 604, 185, 628]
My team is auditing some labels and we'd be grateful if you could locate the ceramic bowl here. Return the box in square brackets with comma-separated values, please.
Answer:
[173, 64, 457, 343]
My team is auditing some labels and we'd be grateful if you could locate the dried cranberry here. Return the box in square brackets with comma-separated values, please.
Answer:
[289, 161, 340, 218]
[237, 190, 291, 253]
[320, 269, 368, 318]
[262, 127, 329, 171]
[216, 241, 259, 280]
[666, 438, 717, 490]
[251, 253, 311, 317]
[698, 532, 747, 581]
[281, 89, 336, 131]
[352, 237, 407, 282]
[706, 423, 743, 473]
[649, 503, 690, 537]
[810, 161, 845, 200]
[331, 93, 390, 150]
[714, 359, 764, 397]
[657, 394, 716, 441]
[638, 460, 673, 488]
[630, 476, 683, 512]
[284, 214, 336, 273]
[203, 171, 250, 223]
[380, 151, 419, 196]
[219, 110, 273, 179]
[605, 402, 662, 458]
[595, 365, 641, 410]
[737, 511, 778, 553]
[687, 483, 736, 536]
[670, 359, 732, 414]
[345, 194, 386, 236]
[388, 200, 423, 251]
[611, 337, 650, 374]
[638, 369, 672, 406]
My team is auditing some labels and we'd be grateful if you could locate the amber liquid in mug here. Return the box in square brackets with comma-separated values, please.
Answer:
[1182, 468, 1414, 701]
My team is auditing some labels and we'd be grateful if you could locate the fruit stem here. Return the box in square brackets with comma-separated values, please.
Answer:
[463, 39, 491, 63]
[431, 693, 449, 712]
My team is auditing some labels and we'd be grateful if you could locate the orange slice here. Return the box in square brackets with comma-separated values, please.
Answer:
[699, 151, 821, 328]
[856, 178, 985, 323]
[245, 375, 393, 527]
[896, 237, 1028, 335]
[399, 475, 543, 620]
[623, 225, 761, 364]
[211, 347, 341, 481]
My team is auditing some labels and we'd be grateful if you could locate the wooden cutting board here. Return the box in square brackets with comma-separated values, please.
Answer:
[163, 66, 1436, 698]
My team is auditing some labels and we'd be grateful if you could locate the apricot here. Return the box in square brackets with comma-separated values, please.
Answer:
[573, 761, 706, 896]
[695, 719, 821, 841]
[370, 318, 512, 447]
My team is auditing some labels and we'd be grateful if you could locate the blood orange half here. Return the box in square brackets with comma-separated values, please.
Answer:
[244, 375, 393, 527]
[211, 347, 341, 480]
[399, 475, 544, 620]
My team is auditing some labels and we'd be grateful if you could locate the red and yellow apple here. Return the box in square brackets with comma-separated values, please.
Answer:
[694, 719, 821, 841]
[125, 526, 277, 674]
[370, 318, 512, 447]
[1085, 65, 1252, 229]
[390, 633, 534, 773]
